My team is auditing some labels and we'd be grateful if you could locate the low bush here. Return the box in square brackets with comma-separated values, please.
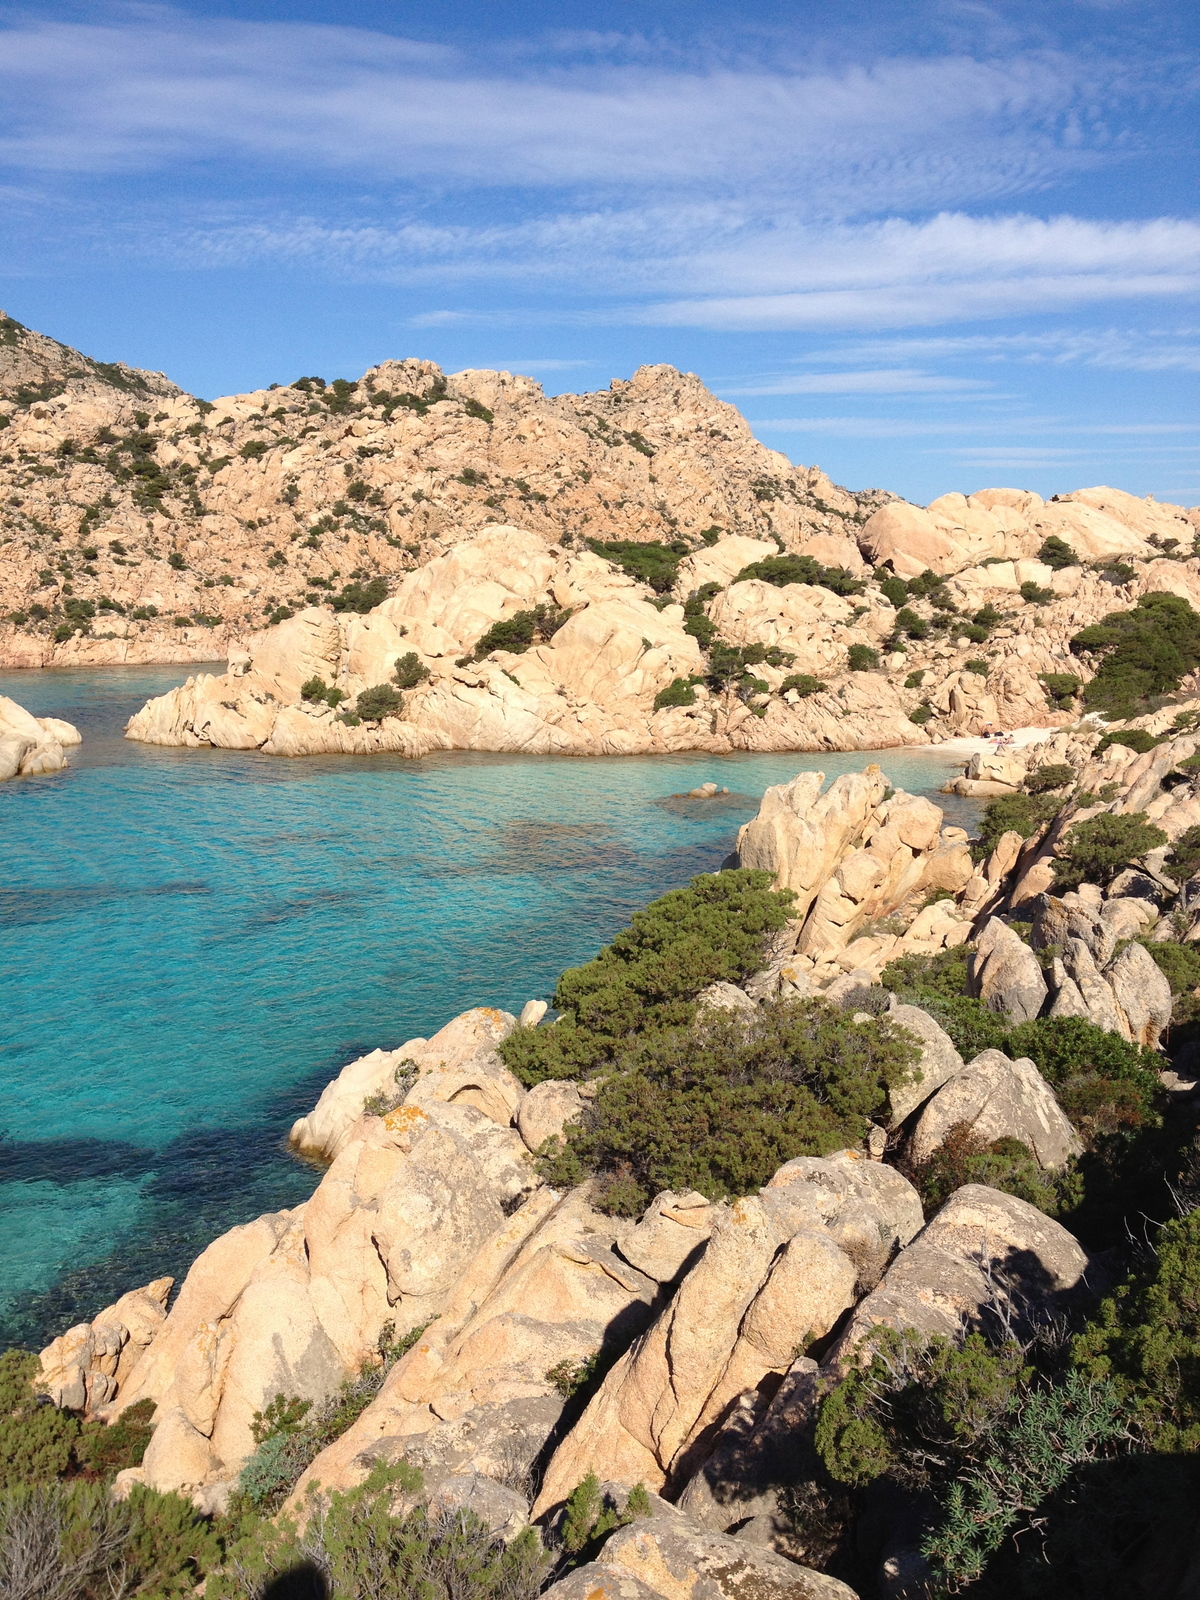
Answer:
[1072, 1206, 1200, 1451]
[846, 644, 879, 672]
[1025, 762, 1075, 793]
[211, 1461, 547, 1600]
[0, 1352, 77, 1490]
[1095, 727, 1160, 754]
[586, 538, 690, 594]
[1168, 824, 1200, 884]
[975, 791, 1062, 855]
[893, 606, 928, 640]
[330, 576, 388, 613]
[1039, 534, 1081, 569]
[732, 553, 864, 597]
[906, 1122, 1060, 1214]
[393, 651, 431, 690]
[1020, 580, 1055, 605]
[1052, 811, 1167, 891]
[355, 683, 403, 722]
[908, 705, 932, 725]
[560, 1472, 651, 1563]
[1072, 592, 1200, 718]
[465, 603, 571, 662]
[653, 677, 698, 711]
[538, 997, 920, 1215]
[903, 669, 925, 688]
[0, 1479, 221, 1600]
[964, 658, 988, 676]
[1142, 937, 1200, 997]
[237, 1320, 433, 1513]
[499, 870, 796, 1087]
[779, 673, 826, 697]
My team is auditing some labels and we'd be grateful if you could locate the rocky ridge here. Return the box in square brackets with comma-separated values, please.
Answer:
[36, 717, 1200, 1597]
[0, 313, 888, 671]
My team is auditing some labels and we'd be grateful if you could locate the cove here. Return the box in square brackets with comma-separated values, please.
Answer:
[0, 664, 980, 1350]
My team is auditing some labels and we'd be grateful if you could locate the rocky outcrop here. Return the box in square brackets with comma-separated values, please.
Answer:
[39, 1278, 173, 1411]
[289, 1004, 524, 1163]
[909, 1050, 1083, 1170]
[532, 1154, 922, 1513]
[970, 917, 1048, 1023]
[0, 694, 80, 779]
[827, 1184, 1092, 1359]
[734, 771, 972, 981]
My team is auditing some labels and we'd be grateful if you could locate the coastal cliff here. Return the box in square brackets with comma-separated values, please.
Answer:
[26, 727, 1200, 1596]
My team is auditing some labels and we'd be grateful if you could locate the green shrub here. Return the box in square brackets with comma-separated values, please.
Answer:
[498, 870, 795, 1087]
[964, 659, 988, 676]
[880, 576, 909, 608]
[0, 1479, 221, 1600]
[1005, 1015, 1161, 1142]
[301, 675, 330, 701]
[1039, 534, 1081, 569]
[1095, 727, 1160, 754]
[464, 396, 494, 422]
[393, 651, 431, 689]
[779, 673, 826, 697]
[972, 603, 1004, 634]
[355, 683, 403, 722]
[559, 1472, 650, 1563]
[167, 551, 185, 570]
[653, 677, 698, 711]
[1072, 592, 1200, 718]
[466, 603, 571, 661]
[903, 669, 925, 688]
[330, 576, 388, 612]
[1025, 762, 1075, 793]
[0, 1352, 78, 1491]
[894, 606, 928, 640]
[545, 1353, 600, 1400]
[1142, 937, 1200, 996]
[1039, 671, 1082, 709]
[847, 644, 879, 672]
[586, 538, 690, 593]
[76, 1399, 155, 1479]
[1167, 824, 1200, 884]
[212, 1461, 547, 1600]
[732, 553, 864, 597]
[240, 439, 269, 459]
[538, 997, 919, 1215]
[1021, 580, 1055, 604]
[1052, 811, 1167, 891]
[237, 1322, 433, 1513]
[976, 791, 1062, 853]
[1071, 1207, 1200, 1451]
[907, 1123, 1060, 1214]
[908, 704, 932, 725]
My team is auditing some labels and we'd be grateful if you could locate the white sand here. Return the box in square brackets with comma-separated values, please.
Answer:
[917, 725, 1065, 760]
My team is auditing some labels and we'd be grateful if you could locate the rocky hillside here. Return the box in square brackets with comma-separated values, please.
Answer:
[125, 494, 1200, 757]
[0, 313, 890, 671]
[24, 724, 1200, 1596]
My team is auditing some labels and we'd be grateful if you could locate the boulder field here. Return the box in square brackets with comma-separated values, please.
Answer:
[39, 716, 1200, 1596]
[0, 693, 80, 779]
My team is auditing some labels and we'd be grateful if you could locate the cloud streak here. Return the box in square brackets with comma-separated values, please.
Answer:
[0, 11, 1160, 215]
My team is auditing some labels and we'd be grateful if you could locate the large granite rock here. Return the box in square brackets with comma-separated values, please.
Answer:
[827, 1184, 1093, 1361]
[884, 1003, 964, 1126]
[534, 1155, 921, 1513]
[971, 918, 1047, 1023]
[598, 1515, 858, 1600]
[0, 694, 80, 779]
[289, 1005, 522, 1163]
[909, 1049, 1083, 1170]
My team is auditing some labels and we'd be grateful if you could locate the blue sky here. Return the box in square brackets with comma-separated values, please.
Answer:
[0, 0, 1197, 504]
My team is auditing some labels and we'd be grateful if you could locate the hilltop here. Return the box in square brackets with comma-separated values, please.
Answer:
[0, 314, 887, 671]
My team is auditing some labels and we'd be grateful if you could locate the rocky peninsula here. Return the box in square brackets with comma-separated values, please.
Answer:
[0, 693, 80, 779]
[23, 715, 1200, 1597]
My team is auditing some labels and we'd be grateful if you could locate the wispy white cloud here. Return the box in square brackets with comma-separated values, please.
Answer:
[0, 10, 1163, 216]
[722, 368, 994, 394]
[800, 327, 1200, 370]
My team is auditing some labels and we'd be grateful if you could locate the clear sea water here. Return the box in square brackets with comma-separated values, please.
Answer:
[0, 665, 979, 1350]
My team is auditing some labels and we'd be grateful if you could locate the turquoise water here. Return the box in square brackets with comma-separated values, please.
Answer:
[0, 665, 978, 1349]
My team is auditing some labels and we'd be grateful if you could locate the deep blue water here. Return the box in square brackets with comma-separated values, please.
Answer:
[0, 664, 978, 1349]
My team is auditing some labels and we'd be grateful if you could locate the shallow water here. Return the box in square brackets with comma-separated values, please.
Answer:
[0, 665, 978, 1348]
